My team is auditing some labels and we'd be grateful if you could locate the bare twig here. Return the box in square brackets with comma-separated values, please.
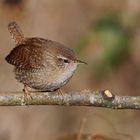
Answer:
[0, 89, 139, 109]
[77, 118, 87, 140]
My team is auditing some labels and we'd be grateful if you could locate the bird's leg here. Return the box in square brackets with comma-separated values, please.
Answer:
[23, 85, 33, 104]
[56, 89, 64, 102]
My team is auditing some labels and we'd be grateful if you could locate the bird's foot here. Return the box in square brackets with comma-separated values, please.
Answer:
[23, 85, 33, 105]
[56, 89, 64, 103]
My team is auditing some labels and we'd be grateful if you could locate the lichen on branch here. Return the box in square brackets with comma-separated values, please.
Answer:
[0, 89, 140, 109]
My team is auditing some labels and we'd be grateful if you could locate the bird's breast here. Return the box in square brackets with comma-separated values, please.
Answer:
[14, 63, 77, 91]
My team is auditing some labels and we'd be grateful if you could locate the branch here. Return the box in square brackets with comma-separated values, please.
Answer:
[0, 90, 140, 109]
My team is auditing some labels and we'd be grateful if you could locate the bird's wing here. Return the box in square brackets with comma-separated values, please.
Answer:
[5, 44, 45, 70]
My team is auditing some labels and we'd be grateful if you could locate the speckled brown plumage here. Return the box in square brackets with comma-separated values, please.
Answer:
[6, 21, 86, 93]
[6, 38, 77, 70]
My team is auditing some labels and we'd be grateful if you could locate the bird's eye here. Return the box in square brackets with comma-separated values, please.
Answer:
[63, 59, 69, 63]
[58, 57, 70, 64]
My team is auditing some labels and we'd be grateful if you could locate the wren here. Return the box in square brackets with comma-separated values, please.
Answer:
[5, 21, 86, 98]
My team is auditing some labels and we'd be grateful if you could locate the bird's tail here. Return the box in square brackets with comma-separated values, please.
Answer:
[8, 21, 25, 45]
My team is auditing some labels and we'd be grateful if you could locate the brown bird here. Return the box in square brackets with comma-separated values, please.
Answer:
[5, 21, 86, 99]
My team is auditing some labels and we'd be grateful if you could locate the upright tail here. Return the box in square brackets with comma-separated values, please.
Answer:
[8, 21, 25, 45]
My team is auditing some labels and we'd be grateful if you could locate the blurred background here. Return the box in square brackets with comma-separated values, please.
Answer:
[0, 0, 140, 140]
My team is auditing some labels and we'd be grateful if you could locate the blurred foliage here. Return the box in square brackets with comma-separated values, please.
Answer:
[76, 14, 132, 79]
[58, 133, 127, 140]
[3, 0, 23, 6]
[58, 117, 133, 140]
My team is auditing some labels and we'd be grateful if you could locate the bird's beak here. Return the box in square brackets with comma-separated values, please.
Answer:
[75, 59, 87, 64]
